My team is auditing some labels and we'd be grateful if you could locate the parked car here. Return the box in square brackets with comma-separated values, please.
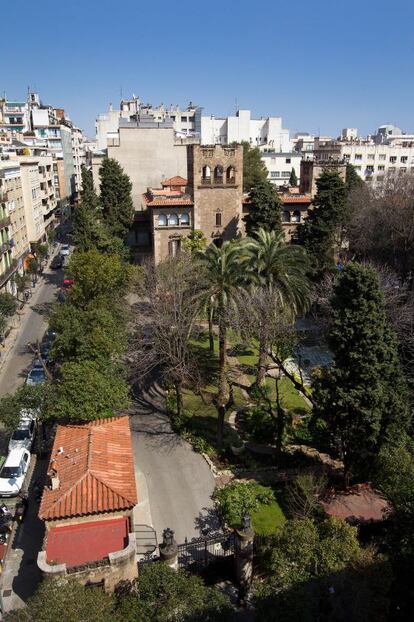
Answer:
[40, 343, 53, 366]
[26, 367, 46, 385]
[32, 358, 44, 370]
[51, 255, 63, 270]
[0, 449, 31, 497]
[8, 416, 36, 453]
[60, 244, 70, 257]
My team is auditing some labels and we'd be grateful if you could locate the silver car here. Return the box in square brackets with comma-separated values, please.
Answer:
[9, 417, 36, 453]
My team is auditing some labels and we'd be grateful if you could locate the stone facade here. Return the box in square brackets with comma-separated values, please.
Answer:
[188, 144, 244, 246]
[152, 205, 193, 265]
[300, 160, 347, 197]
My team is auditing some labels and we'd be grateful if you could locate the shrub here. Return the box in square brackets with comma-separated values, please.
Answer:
[215, 481, 275, 528]
[243, 406, 275, 443]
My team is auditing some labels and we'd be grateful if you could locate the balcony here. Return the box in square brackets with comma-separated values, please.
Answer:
[0, 216, 11, 229]
[0, 259, 17, 287]
[201, 178, 211, 185]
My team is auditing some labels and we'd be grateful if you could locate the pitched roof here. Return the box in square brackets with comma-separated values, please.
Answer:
[39, 417, 137, 520]
[161, 176, 188, 186]
[142, 191, 193, 207]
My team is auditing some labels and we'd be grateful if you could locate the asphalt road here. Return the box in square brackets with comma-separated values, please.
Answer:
[130, 377, 218, 546]
[0, 268, 61, 397]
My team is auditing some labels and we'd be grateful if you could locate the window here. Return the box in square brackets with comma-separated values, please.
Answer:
[168, 214, 179, 226]
[202, 165, 211, 183]
[378, 165, 385, 171]
[379, 154, 386, 160]
[226, 166, 235, 183]
[282, 210, 290, 223]
[281, 171, 290, 177]
[367, 154, 375, 160]
[400, 167, 407, 173]
[181, 116, 188, 123]
[389, 167, 396, 172]
[291, 211, 301, 223]
[355, 154, 362, 160]
[271, 171, 280, 178]
[214, 165, 224, 183]
[390, 156, 397, 163]
[366, 165, 374, 172]
[158, 214, 167, 226]
[285, 158, 291, 164]
[215, 212, 222, 227]
[180, 213, 190, 225]
[401, 156, 408, 163]
[169, 239, 180, 257]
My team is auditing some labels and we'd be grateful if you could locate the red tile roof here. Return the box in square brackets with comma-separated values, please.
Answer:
[161, 176, 188, 186]
[46, 517, 129, 567]
[243, 193, 312, 205]
[142, 192, 193, 207]
[39, 417, 137, 520]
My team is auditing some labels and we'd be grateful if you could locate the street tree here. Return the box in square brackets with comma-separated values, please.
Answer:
[345, 163, 363, 193]
[289, 167, 298, 187]
[244, 180, 283, 236]
[198, 241, 251, 447]
[99, 157, 134, 239]
[312, 263, 410, 480]
[12, 273, 29, 301]
[49, 359, 130, 421]
[0, 384, 51, 430]
[73, 166, 104, 252]
[0, 292, 18, 317]
[241, 141, 268, 192]
[296, 169, 348, 278]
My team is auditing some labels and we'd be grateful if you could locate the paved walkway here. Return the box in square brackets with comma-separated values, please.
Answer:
[129, 375, 218, 546]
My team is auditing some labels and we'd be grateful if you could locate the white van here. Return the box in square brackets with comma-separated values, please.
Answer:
[0, 449, 31, 497]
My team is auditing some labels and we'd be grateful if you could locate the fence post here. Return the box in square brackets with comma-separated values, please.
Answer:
[234, 513, 255, 604]
[159, 528, 178, 571]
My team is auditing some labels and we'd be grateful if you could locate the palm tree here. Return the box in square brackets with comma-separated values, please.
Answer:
[245, 228, 310, 385]
[198, 241, 251, 448]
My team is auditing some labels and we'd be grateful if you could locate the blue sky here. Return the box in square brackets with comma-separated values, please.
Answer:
[2, 0, 414, 138]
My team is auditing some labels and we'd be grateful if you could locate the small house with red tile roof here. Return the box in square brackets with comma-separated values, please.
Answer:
[37, 417, 138, 591]
[161, 175, 188, 192]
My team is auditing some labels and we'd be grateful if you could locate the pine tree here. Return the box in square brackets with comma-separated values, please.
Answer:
[289, 167, 298, 187]
[99, 158, 134, 239]
[313, 263, 410, 480]
[244, 180, 282, 236]
[296, 169, 348, 278]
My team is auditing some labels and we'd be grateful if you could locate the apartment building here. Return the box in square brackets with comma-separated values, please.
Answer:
[201, 109, 291, 151]
[0, 166, 18, 292]
[19, 159, 46, 245]
[261, 151, 302, 188]
[0, 98, 30, 133]
[37, 156, 57, 233]
[96, 97, 202, 150]
[0, 161, 30, 284]
[314, 125, 414, 184]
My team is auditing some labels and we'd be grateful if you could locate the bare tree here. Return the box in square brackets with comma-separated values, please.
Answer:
[348, 173, 414, 280]
[129, 256, 204, 417]
[286, 473, 327, 519]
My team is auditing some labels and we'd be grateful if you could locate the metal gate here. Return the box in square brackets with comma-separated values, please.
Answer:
[177, 533, 235, 573]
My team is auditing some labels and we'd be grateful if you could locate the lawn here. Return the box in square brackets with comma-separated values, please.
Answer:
[251, 500, 286, 535]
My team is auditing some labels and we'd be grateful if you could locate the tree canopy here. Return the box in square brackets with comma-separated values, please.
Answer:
[241, 141, 268, 191]
[244, 180, 282, 236]
[99, 157, 134, 239]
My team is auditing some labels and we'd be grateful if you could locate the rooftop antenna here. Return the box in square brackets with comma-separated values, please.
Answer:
[235, 97, 238, 113]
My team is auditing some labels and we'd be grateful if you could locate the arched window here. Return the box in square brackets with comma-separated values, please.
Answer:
[282, 210, 291, 223]
[158, 214, 167, 226]
[226, 166, 235, 184]
[168, 214, 179, 226]
[214, 165, 223, 183]
[180, 213, 190, 225]
[291, 210, 301, 223]
[202, 165, 211, 184]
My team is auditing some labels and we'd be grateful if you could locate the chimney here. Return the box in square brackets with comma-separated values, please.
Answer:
[49, 467, 60, 491]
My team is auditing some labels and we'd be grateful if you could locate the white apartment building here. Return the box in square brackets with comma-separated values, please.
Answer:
[201, 109, 291, 152]
[71, 126, 85, 194]
[261, 152, 302, 187]
[19, 159, 46, 244]
[96, 97, 202, 150]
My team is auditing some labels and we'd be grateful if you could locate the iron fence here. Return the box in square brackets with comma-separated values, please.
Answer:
[177, 533, 235, 573]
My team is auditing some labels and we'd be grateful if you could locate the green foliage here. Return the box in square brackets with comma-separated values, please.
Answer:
[0, 313, 7, 340]
[67, 249, 131, 310]
[50, 360, 129, 421]
[296, 169, 348, 277]
[28, 258, 38, 274]
[117, 563, 233, 622]
[312, 263, 410, 479]
[244, 180, 283, 236]
[12, 272, 29, 296]
[50, 303, 126, 363]
[99, 157, 134, 239]
[345, 163, 363, 193]
[286, 473, 327, 519]
[36, 243, 49, 261]
[243, 406, 276, 443]
[4, 579, 116, 622]
[0, 292, 18, 317]
[181, 230, 207, 254]
[242, 141, 268, 192]
[0, 384, 48, 430]
[289, 167, 298, 187]
[214, 481, 275, 528]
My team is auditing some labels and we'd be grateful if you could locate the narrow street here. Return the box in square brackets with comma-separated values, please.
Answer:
[0, 261, 62, 615]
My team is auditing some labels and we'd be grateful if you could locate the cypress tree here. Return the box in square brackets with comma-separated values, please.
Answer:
[72, 166, 103, 252]
[244, 180, 282, 236]
[296, 169, 348, 277]
[99, 158, 134, 239]
[242, 141, 269, 192]
[313, 263, 410, 480]
[289, 167, 298, 187]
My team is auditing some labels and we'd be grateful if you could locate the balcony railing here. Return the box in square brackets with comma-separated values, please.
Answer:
[0, 216, 11, 229]
[201, 178, 211, 185]
[0, 259, 17, 287]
